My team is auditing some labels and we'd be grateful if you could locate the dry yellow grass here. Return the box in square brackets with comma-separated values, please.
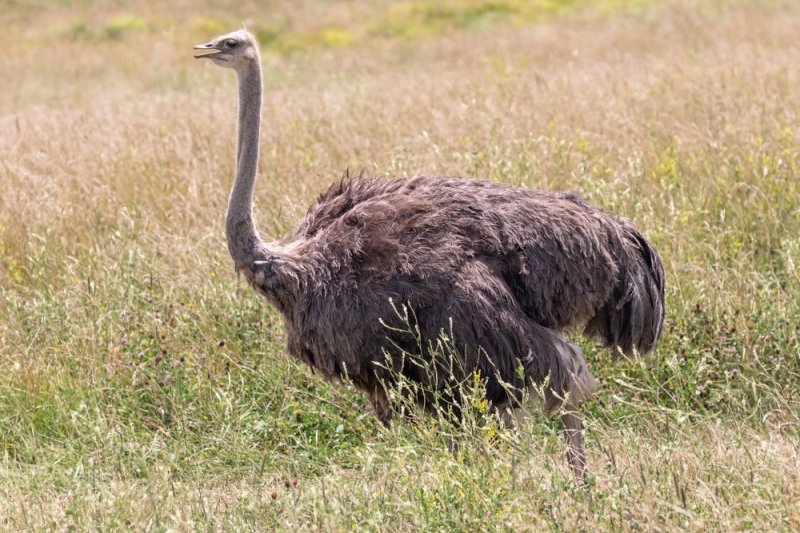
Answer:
[1, 0, 799, 530]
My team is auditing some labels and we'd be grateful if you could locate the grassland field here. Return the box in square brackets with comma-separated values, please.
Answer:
[1, 0, 799, 530]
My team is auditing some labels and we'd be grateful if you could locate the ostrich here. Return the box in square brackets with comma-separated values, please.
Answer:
[194, 30, 665, 479]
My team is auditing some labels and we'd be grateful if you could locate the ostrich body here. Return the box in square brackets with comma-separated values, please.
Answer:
[194, 31, 665, 478]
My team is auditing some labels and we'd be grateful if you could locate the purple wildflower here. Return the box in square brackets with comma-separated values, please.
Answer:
[121, 337, 128, 346]
[732, 368, 739, 375]
[697, 385, 705, 391]
[165, 374, 173, 383]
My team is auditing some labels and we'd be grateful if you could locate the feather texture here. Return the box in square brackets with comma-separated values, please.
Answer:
[242, 173, 665, 412]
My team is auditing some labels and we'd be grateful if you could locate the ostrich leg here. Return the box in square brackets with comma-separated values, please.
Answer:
[368, 388, 393, 428]
[562, 407, 587, 480]
[496, 336, 596, 481]
[561, 341, 597, 481]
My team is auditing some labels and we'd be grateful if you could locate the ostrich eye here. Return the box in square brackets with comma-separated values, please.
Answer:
[226, 39, 238, 48]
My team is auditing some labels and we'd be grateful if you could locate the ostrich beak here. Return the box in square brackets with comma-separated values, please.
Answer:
[193, 42, 222, 59]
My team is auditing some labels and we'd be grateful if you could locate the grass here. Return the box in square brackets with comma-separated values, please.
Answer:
[1, 0, 799, 530]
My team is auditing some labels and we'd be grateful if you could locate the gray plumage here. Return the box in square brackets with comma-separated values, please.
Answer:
[194, 30, 665, 479]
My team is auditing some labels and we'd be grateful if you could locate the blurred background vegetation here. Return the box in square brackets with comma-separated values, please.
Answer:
[3, 0, 657, 47]
[1, 0, 663, 110]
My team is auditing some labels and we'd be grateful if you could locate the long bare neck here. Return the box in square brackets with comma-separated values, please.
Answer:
[224, 52, 304, 312]
[226, 56, 264, 266]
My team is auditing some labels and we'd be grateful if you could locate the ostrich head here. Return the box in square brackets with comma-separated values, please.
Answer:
[193, 30, 259, 70]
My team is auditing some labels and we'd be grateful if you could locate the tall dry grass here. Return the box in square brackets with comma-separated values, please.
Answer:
[1, 0, 799, 530]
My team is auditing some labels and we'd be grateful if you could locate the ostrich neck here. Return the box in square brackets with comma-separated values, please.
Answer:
[226, 58, 264, 266]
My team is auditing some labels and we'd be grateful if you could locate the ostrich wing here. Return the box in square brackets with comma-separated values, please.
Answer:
[294, 174, 664, 358]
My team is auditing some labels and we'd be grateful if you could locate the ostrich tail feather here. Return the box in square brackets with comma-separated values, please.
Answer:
[585, 225, 665, 358]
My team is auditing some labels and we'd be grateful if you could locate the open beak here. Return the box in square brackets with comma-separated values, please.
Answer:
[193, 42, 222, 59]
